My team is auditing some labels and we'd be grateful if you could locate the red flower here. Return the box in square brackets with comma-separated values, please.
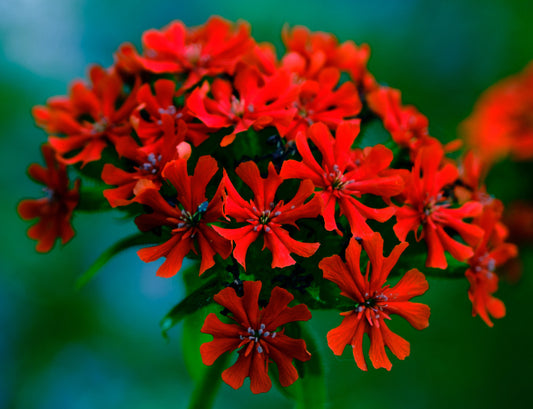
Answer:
[131, 17, 254, 89]
[366, 86, 433, 154]
[33, 65, 138, 166]
[134, 156, 231, 277]
[319, 233, 430, 371]
[461, 62, 533, 164]
[132, 78, 211, 146]
[394, 144, 484, 268]
[18, 144, 80, 252]
[281, 25, 375, 89]
[455, 150, 492, 205]
[285, 67, 361, 141]
[466, 200, 518, 326]
[101, 118, 190, 207]
[200, 281, 312, 394]
[281, 122, 404, 236]
[186, 65, 298, 146]
[214, 161, 321, 269]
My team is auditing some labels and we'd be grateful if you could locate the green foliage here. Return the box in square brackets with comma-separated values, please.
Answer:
[160, 266, 223, 339]
[75, 232, 163, 289]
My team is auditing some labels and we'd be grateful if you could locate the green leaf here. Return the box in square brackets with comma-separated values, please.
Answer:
[187, 346, 229, 409]
[76, 187, 112, 212]
[75, 232, 162, 289]
[160, 273, 221, 339]
[281, 323, 326, 409]
[182, 304, 219, 382]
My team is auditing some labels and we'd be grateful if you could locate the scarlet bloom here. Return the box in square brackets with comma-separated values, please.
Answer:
[394, 144, 484, 268]
[366, 86, 433, 154]
[319, 233, 430, 371]
[462, 62, 533, 164]
[132, 78, 211, 146]
[281, 122, 404, 236]
[186, 64, 298, 146]
[101, 118, 190, 207]
[466, 200, 518, 327]
[281, 24, 375, 89]
[214, 161, 321, 269]
[134, 156, 231, 277]
[454, 150, 492, 205]
[33, 65, 138, 166]
[285, 67, 362, 141]
[129, 16, 254, 89]
[18, 144, 80, 252]
[200, 281, 312, 394]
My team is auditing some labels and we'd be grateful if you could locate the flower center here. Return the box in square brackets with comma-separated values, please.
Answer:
[325, 164, 351, 190]
[175, 201, 209, 230]
[354, 292, 390, 326]
[239, 323, 277, 354]
[140, 153, 162, 175]
[91, 118, 108, 134]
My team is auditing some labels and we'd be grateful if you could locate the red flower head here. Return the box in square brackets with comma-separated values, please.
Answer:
[33, 65, 138, 166]
[101, 118, 190, 207]
[131, 17, 255, 89]
[466, 200, 518, 327]
[394, 144, 484, 268]
[200, 281, 312, 394]
[455, 150, 492, 205]
[186, 64, 298, 146]
[319, 233, 430, 371]
[281, 25, 375, 89]
[18, 144, 80, 252]
[281, 122, 404, 236]
[285, 67, 362, 141]
[366, 86, 434, 154]
[134, 156, 231, 277]
[462, 62, 533, 164]
[132, 78, 211, 146]
[214, 161, 321, 269]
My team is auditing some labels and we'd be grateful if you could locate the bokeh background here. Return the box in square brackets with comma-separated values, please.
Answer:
[2, 0, 533, 408]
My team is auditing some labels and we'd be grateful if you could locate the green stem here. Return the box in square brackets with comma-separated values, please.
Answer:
[187, 353, 230, 409]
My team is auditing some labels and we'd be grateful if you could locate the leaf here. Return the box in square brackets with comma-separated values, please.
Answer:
[76, 187, 112, 212]
[160, 273, 221, 339]
[288, 323, 326, 409]
[75, 232, 163, 289]
[182, 304, 219, 382]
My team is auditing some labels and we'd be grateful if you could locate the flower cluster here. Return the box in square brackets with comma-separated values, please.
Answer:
[19, 17, 519, 396]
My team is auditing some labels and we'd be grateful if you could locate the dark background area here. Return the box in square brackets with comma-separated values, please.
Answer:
[2, 0, 532, 408]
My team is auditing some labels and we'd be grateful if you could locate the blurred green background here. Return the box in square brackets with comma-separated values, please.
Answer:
[2, 0, 532, 408]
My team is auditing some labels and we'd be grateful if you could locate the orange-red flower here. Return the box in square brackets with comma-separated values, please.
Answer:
[18, 144, 80, 252]
[319, 233, 430, 371]
[281, 122, 404, 236]
[129, 17, 254, 89]
[285, 67, 361, 141]
[281, 24, 375, 89]
[366, 86, 434, 154]
[200, 281, 311, 394]
[101, 118, 190, 207]
[33, 65, 138, 166]
[134, 156, 231, 277]
[394, 144, 484, 268]
[186, 64, 298, 146]
[132, 78, 211, 146]
[462, 62, 533, 164]
[214, 161, 321, 269]
[466, 200, 518, 326]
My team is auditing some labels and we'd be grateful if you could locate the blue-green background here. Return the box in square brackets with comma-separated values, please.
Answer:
[2, 0, 532, 407]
